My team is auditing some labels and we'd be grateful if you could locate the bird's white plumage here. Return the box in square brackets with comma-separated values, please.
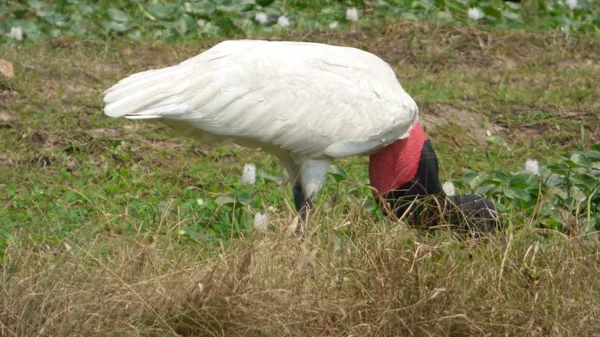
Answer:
[103, 40, 419, 212]
[104, 40, 418, 159]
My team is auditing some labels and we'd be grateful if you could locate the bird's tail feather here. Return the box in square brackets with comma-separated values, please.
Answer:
[103, 65, 192, 119]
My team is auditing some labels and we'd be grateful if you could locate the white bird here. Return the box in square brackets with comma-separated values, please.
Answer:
[104, 40, 498, 231]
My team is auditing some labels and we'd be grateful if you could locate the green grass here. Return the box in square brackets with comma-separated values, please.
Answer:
[0, 22, 599, 335]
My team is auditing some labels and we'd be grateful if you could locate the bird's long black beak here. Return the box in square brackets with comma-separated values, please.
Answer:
[442, 194, 500, 232]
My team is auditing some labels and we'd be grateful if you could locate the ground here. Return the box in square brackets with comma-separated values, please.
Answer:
[0, 23, 599, 336]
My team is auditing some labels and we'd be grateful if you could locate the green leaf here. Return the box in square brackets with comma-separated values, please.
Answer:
[570, 173, 600, 193]
[147, 3, 178, 20]
[486, 135, 501, 144]
[46, 13, 68, 27]
[10, 19, 39, 33]
[79, 4, 97, 15]
[258, 168, 280, 183]
[217, 0, 249, 13]
[459, 171, 478, 185]
[172, 14, 194, 35]
[481, 6, 501, 19]
[502, 10, 522, 22]
[241, 3, 254, 11]
[538, 200, 560, 217]
[127, 29, 142, 41]
[583, 150, 600, 162]
[107, 8, 129, 22]
[215, 193, 251, 206]
[569, 153, 592, 168]
[216, 193, 236, 205]
[237, 193, 251, 205]
[504, 1, 521, 10]
[36, 3, 58, 18]
[157, 201, 169, 213]
[547, 163, 570, 176]
[102, 20, 129, 33]
[256, 0, 276, 7]
[476, 185, 498, 196]
[28, 0, 44, 11]
[492, 171, 511, 183]
[541, 218, 562, 230]
[327, 165, 347, 182]
[591, 143, 600, 152]
[202, 24, 220, 35]
[184, 0, 216, 16]
[363, 199, 378, 212]
[212, 17, 240, 36]
[469, 173, 490, 189]
[503, 187, 532, 202]
[509, 173, 536, 190]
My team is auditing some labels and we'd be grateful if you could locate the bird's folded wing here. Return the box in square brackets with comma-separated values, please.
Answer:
[103, 40, 418, 157]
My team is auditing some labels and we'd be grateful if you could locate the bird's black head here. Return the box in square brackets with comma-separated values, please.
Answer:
[374, 138, 500, 233]
[379, 191, 501, 233]
[370, 124, 500, 233]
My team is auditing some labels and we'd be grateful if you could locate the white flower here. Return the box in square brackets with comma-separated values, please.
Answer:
[467, 7, 484, 21]
[253, 213, 269, 232]
[329, 21, 339, 29]
[255, 12, 268, 24]
[277, 15, 290, 28]
[346, 8, 359, 22]
[196, 198, 205, 206]
[242, 163, 256, 185]
[525, 159, 540, 176]
[566, 0, 577, 10]
[442, 181, 456, 196]
[10, 27, 23, 41]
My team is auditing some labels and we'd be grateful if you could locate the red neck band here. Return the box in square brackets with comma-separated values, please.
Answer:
[368, 122, 428, 197]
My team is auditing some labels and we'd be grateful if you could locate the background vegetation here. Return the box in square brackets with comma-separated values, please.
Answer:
[1, 0, 599, 336]
[2, 0, 599, 42]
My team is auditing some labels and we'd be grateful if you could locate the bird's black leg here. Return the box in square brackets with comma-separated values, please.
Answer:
[292, 181, 312, 220]
[280, 156, 311, 222]
[289, 158, 330, 234]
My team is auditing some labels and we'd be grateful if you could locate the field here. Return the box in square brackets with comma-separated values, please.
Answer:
[1, 2, 600, 336]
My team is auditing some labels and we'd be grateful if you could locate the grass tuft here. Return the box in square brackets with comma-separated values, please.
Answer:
[2, 213, 600, 336]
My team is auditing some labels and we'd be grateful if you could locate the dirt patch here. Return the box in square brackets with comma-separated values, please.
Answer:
[87, 128, 123, 139]
[24, 130, 67, 152]
[0, 88, 19, 103]
[557, 59, 600, 71]
[419, 103, 600, 145]
[0, 110, 19, 128]
[0, 153, 9, 167]
[419, 103, 506, 143]
[0, 58, 14, 78]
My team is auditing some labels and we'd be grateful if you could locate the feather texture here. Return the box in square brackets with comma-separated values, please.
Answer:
[104, 40, 418, 158]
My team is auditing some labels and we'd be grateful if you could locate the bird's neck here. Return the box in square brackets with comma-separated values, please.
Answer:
[368, 122, 428, 197]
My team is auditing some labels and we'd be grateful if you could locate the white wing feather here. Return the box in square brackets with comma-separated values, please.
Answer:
[103, 40, 418, 158]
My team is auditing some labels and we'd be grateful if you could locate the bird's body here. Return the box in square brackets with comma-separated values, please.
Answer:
[104, 40, 499, 231]
[105, 40, 419, 215]
[105, 40, 417, 158]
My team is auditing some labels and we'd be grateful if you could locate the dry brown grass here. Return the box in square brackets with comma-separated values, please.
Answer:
[2, 212, 600, 336]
